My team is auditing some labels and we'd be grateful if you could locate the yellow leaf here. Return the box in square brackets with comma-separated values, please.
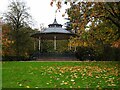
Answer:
[71, 79, 75, 82]
[26, 86, 30, 88]
[64, 82, 68, 85]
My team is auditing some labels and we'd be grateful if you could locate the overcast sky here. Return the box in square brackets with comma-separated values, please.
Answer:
[0, 0, 70, 29]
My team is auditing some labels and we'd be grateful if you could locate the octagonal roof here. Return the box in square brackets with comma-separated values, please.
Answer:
[31, 18, 76, 40]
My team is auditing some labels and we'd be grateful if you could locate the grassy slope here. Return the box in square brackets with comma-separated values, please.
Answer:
[2, 61, 120, 88]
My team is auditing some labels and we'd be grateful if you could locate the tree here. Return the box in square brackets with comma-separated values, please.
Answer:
[51, 1, 120, 33]
[4, 0, 32, 56]
[2, 24, 15, 56]
[51, 1, 120, 60]
[2, 23, 37, 57]
[94, 2, 120, 29]
[65, 2, 119, 44]
[12, 26, 36, 56]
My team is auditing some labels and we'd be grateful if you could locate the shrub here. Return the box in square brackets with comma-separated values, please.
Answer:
[2, 55, 29, 61]
[102, 46, 120, 61]
[75, 46, 95, 61]
[75, 45, 120, 61]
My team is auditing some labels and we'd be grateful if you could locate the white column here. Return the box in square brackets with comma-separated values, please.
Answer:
[54, 36, 56, 50]
[38, 37, 41, 51]
[74, 45, 76, 52]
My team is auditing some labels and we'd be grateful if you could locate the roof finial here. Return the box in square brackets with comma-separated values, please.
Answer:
[53, 12, 58, 24]
[55, 10, 57, 20]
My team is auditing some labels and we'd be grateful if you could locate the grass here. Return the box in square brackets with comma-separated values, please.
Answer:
[2, 61, 120, 89]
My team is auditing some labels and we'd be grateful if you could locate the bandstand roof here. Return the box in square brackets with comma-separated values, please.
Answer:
[31, 18, 76, 40]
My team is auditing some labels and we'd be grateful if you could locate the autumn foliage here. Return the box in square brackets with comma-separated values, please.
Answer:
[2, 24, 15, 56]
[50, 1, 120, 61]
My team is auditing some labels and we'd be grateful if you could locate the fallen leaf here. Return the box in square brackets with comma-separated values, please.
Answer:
[19, 84, 22, 87]
[64, 82, 68, 85]
[26, 86, 30, 88]
[71, 79, 75, 82]
[46, 83, 49, 85]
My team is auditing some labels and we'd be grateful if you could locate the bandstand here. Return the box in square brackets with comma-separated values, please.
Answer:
[31, 18, 77, 60]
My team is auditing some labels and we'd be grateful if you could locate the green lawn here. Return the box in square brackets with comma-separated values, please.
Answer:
[2, 61, 120, 89]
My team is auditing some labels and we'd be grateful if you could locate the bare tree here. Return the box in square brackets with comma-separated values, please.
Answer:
[4, 0, 32, 56]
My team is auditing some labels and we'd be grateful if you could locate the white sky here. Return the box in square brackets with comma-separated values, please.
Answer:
[0, 0, 70, 29]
